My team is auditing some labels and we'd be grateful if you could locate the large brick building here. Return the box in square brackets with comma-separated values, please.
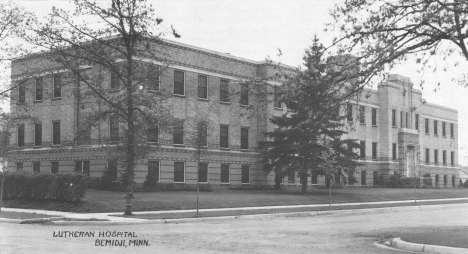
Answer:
[7, 39, 460, 187]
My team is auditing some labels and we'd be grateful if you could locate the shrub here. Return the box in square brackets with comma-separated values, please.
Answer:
[198, 184, 214, 192]
[464, 180, 468, 188]
[142, 174, 159, 191]
[88, 170, 121, 191]
[1, 172, 89, 202]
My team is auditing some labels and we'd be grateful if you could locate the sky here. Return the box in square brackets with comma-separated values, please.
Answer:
[13, 0, 468, 165]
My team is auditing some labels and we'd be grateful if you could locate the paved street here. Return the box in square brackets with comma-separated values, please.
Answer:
[2, 203, 468, 253]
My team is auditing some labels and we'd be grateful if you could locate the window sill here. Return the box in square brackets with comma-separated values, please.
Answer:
[52, 97, 61, 101]
[372, 125, 377, 127]
[52, 144, 61, 147]
[240, 104, 249, 107]
[220, 183, 231, 185]
[172, 144, 185, 147]
[148, 89, 160, 93]
[174, 182, 185, 184]
[240, 149, 250, 152]
[241, 183, 250, 185]
[219, 147, 231, 151]
[34, 100, 43, 103]
[173, 94, 186, 98]
[220, 101, 230, 105]
[392, 126, 397, 128]
[198, 98, 209, 102]
[273, 107, 283, 110]
[33, 146, 42, 148]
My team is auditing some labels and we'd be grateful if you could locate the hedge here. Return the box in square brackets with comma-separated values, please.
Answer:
[0, 172, 89, 202]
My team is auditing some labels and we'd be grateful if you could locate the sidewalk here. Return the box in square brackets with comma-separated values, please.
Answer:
[2, 197, 468, 225]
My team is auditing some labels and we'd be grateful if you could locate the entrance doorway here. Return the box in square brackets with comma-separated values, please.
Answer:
[407, 146, 416, 177]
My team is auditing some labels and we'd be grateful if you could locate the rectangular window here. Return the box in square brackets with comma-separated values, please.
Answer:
[198, 163, 208, 183]
[16, 162, 23, 172]
[197, 121, 208, 147]
[392, 109, 396, 127]
[107, 160, 117, 180]
[174, 162, 185, 183]
[33, 161, 40, 173]
[442, 122, 446, 137]
[174, 70, 185, 95]
[373, 171, 378, 185]
[35, 78, 43, 101]
[311, 171, 318, 184]
[451, 151, 455, 166]
[52, 121, 60, 145]
[348, 171, 354, 185]
[220, 79, 229, 102]
[76, 160, 91, 176]
[288, 170, 295, 184]
[241, 165, 250, 184]
[51, 161, 59, 174]
[392, 143, 397, 161]
[77, 124, 91, 145]
[444, 174, 448, 185]
[18, 82, 25, 103]
[53, 75, 61, 98]
[372, 142, 377, 160]
[173, 119, 184, 144]
[371, 108, 377, 126]
[425, 148, 430, 164]
[400, 111, 403, 128]
[434, 120, 438, 135]
[415, 114, 419, 130]
[148, 161, 160, 182]
[148, 65, 160, 90]
[110, 68, 120, 90]
[273, 87, 282, 108]
[359, 140, 366, 159]
[147, 125, 159, 143]
[240, 83, 249, 105]
[435, 174, 439, 184]
[335, 170, 341, 184]
[361, 171, 367, 185]
[220, 125, 229, 148]
[240, 127, 249, 149]
[450, 123, 454, 138]
[221, 164, 230, 183]
[17, 124, 25, 147]
[443, 150, 447, 165]
[434, 149, 439, 165]
[406, 112, 409, 128]
[425, 118, 429, 134]
[110, 116, 119, 142]
[347, 104, 353, 122]
[359, 106, 365, 124]
[198, 75, 208, 99]
[34, 123, 42, 147]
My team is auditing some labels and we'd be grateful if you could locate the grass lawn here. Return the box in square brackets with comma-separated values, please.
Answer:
[3, 187, 468, 213]
[399, 226, 468, 249]
[0, 211, 55, 220]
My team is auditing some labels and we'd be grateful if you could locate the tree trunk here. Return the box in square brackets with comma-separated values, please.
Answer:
[124, 57, 135, 216]
[274, 172, 281, 190]
[301, 172, 307, 193]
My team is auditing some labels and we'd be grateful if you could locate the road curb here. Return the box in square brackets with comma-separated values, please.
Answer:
[391, 237, 468, 254]
[0, 218, 23, 224]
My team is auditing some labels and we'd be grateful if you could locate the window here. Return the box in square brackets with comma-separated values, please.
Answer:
[434, 149, 439, 165]
[220, 79, 229, 102]
[435, 174, 439, 185]
[75, 160, 90, 176]
[450, 123, 454, 138]
[174, 162, 185, 183]
[51, 161, 59, 174]
[288, 170, 295, 184]
[451, 151, 455, 166]
[174, 70, 185, 95]
[359, 106, 365, 124]
[434, 120, 438, 136]
[34, 123, 42, 147]
[110, 68, 120, 90]
[173, 119, 184, 144]
[452, 175, 456, 187]
[18, 82, 25, 103]
[335, 170, 341, 184]
[400, 111, 403, 128]
[415, 114, 419, 130]
[425, 118, 429, 134]
[110, 116, 119, 142]
[52, 121, 61, 145]
[392, 143, 397, 161]
[33, 161, 40, 173]
[17, 124, 25, 147]
[361, 171, 366, 185]
[347, 104, 353, 122]
[372, 142, 377, 160]
[371, 108, 377, 126]
[240, 83, 249, 105]
[240, 127, 249, 149]
[197, 121, 208, 147]
[147, 125, 159, 143]
[425, 148, 430, 164]
[198, 75, 208, 99]
[16, 162, 23, 172]
[444, 175, 448, 185]
[392, 109, 396, 127]
[442, 122, 446, 137]
[273, 87, 282, 108]
[220, 125, 229, 148]
[443, 150, 447, 165]
[77, 124, 91, 145]
[148, 65, 160, 90]
[198, 163, 208, 183]
[241, 165, 250, 184]
[107, 160, 117, 180]
[148, 161, 160, 182]
[311, 171, 318, 185]
[359, 140, 366, 159]
[53, 75, 61, 98]
[221, 164, 230, 183]
[35, 78, 43, 101]
[373, 171, 378, 185]
[406, 112, 409, 128]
